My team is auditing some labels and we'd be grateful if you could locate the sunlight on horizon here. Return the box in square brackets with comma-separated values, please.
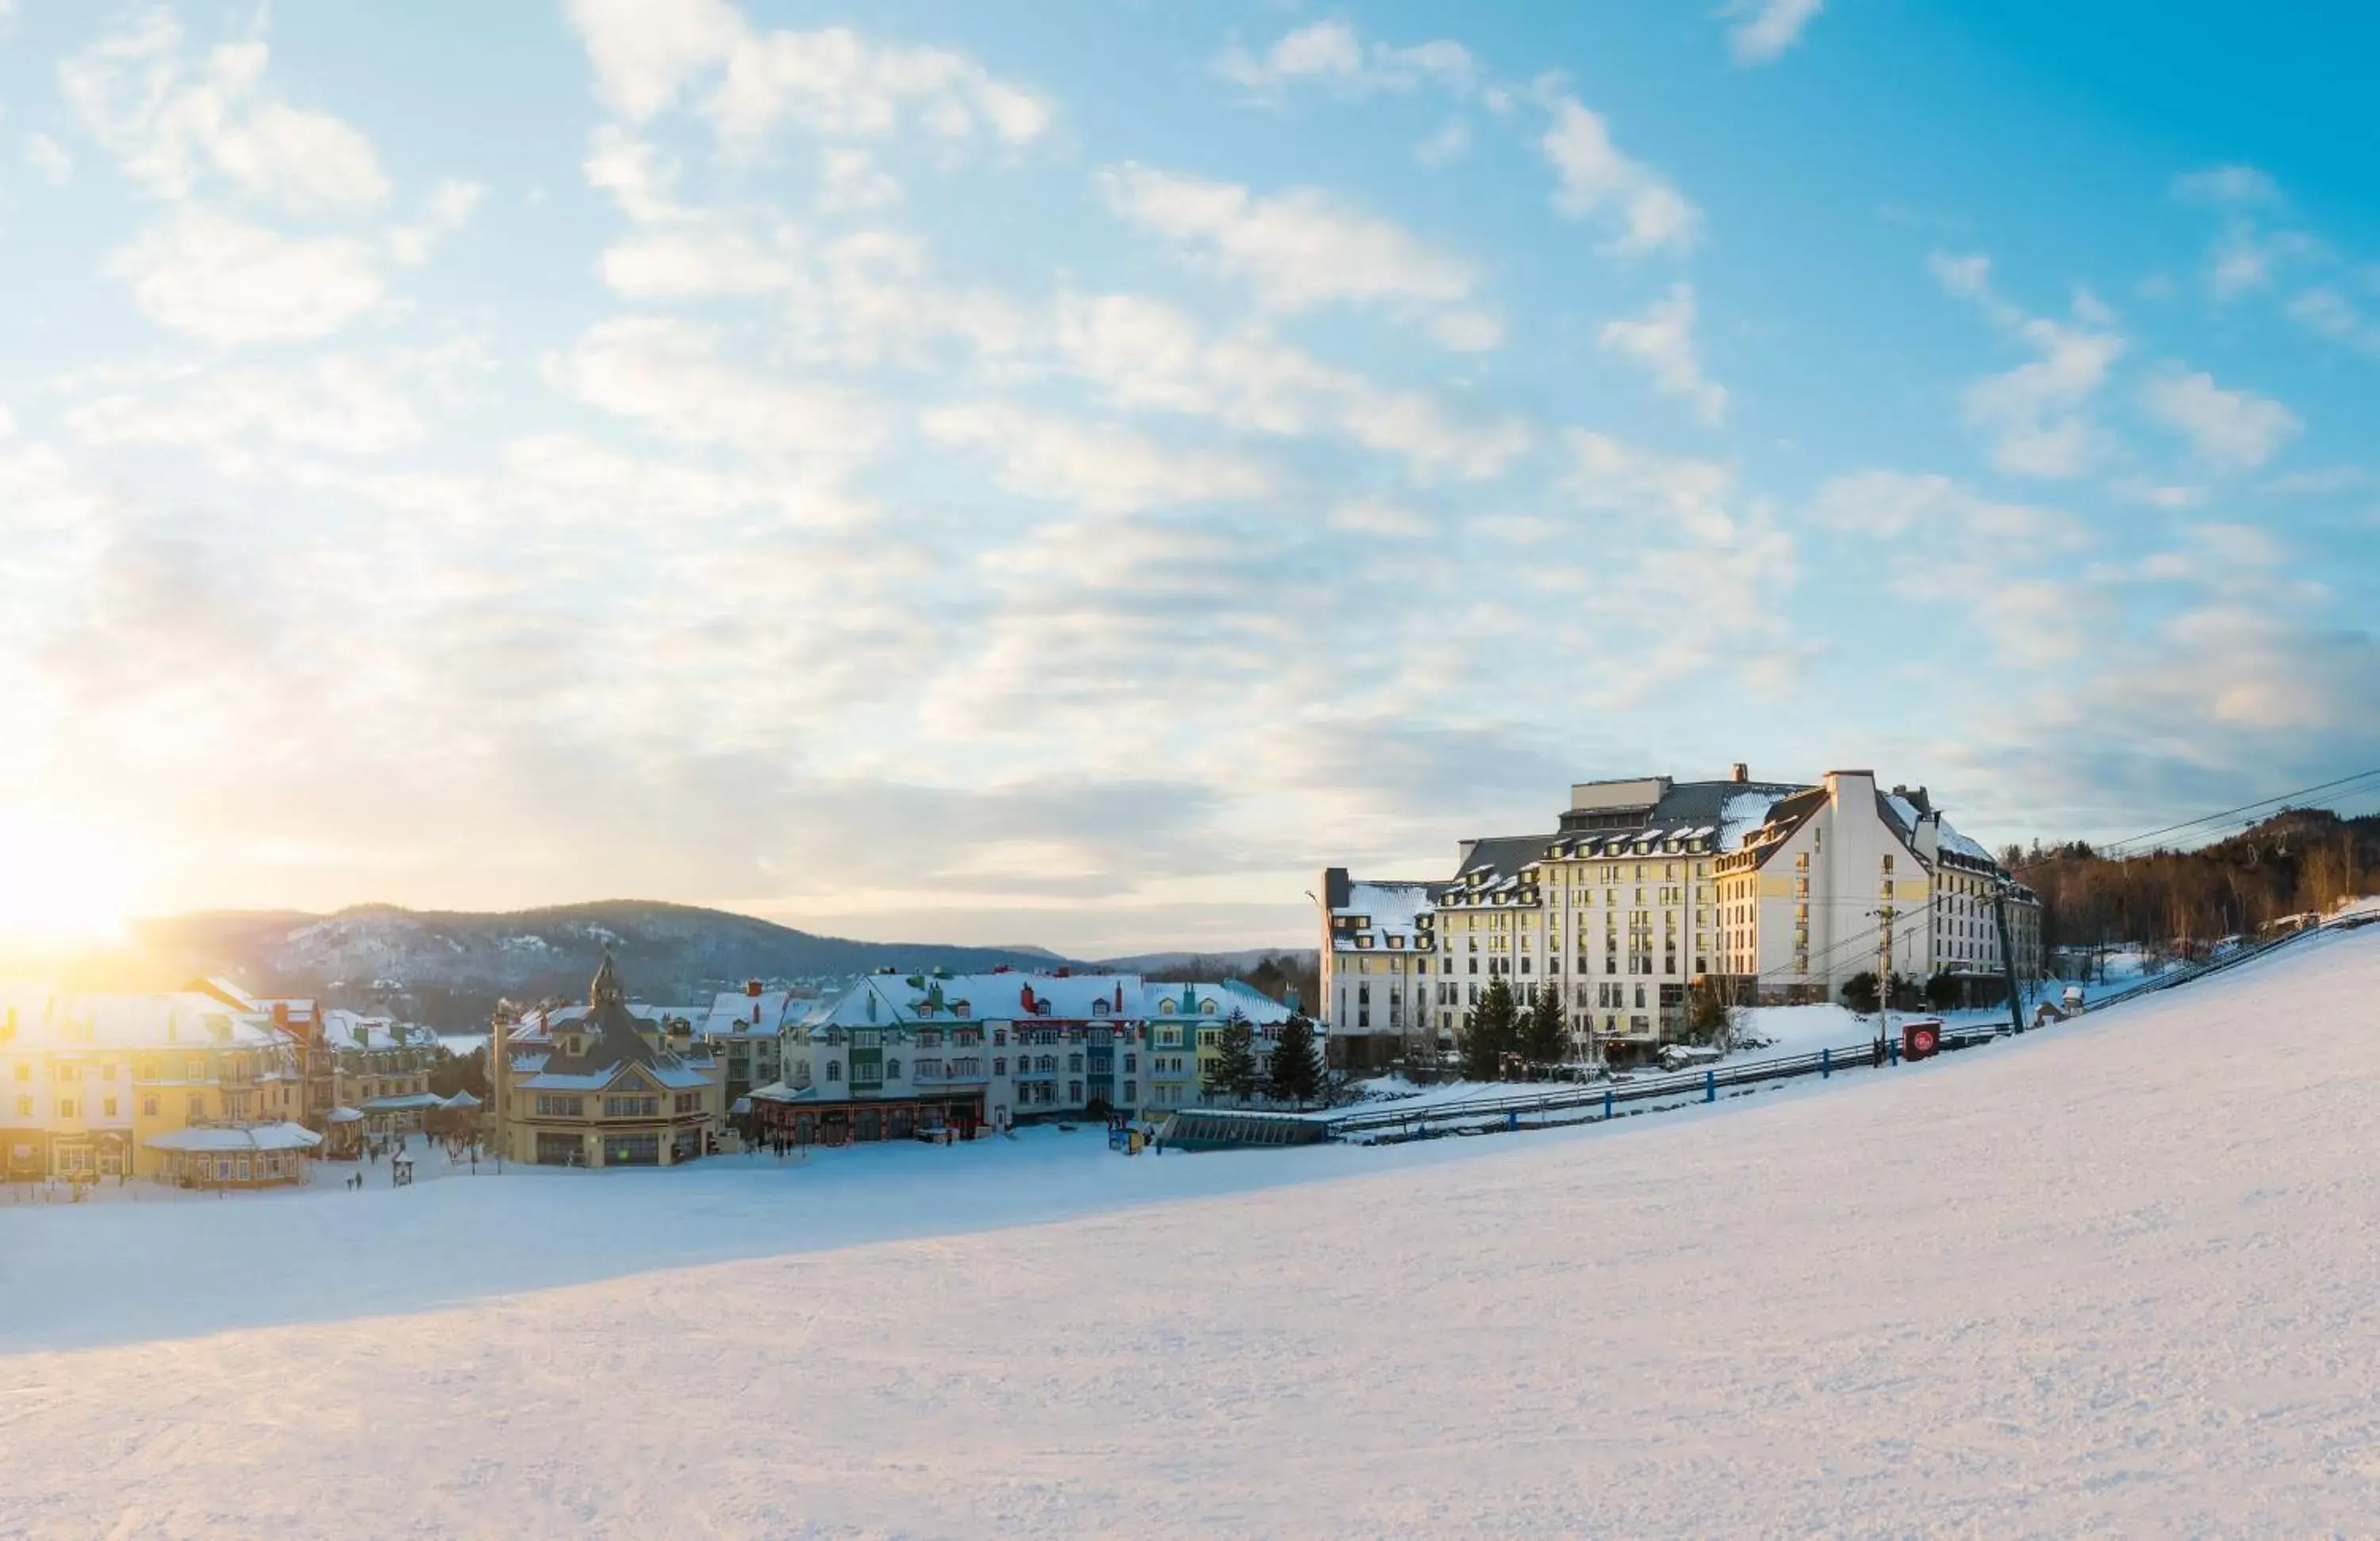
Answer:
[0, 806, 137, 947]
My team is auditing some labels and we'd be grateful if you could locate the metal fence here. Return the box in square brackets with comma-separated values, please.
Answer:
[1298, 916, 2348, 1147]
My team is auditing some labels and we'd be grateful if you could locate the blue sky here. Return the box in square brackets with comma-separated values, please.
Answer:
[0, 0, 2374, 953]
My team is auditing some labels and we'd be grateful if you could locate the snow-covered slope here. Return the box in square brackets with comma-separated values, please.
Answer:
[4, 926, 2378, 1535]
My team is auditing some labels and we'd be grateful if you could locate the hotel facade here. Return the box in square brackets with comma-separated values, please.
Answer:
[1322, 767, 2044, 1067]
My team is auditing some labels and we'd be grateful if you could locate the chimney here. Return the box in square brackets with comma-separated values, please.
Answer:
[746, 978, 763, 998]
[1730, 763, 1749, 784]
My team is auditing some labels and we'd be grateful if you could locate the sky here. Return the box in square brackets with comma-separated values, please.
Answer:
[0, 0, 2375, 955]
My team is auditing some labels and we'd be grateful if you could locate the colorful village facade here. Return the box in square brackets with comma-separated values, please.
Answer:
[750, 970, 1297, 1146]
[0, 986, 322, 1188]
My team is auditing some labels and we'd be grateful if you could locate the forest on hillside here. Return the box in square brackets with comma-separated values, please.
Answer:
[2010, 808, 2375, 953]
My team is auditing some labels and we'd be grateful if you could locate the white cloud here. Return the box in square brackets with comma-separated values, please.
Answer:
[1215, 21, 1478, 99]
[1097, 164, 1491, 345]
[1055, 293, 1532, 481]
[106, 209, 386, 344]
[601, 225, 801, 299]
[2138, 367, 2301, 473]
[1930, 252, 2125, 478]
[2107, 477, 2209, 511]
[23, 133, 73, 186]
[1539, 97, 1700, 253]
[921, 402, 1275, 515]
[65, 355, 440, 459]
[1565, 431, 1736, 541]
[1598, 282, 1726, 425]
[386, 179, 487, 266]
[545, 317, 889, 468]
[1810, 470, 2093, 666]
[1722, 0, 1824, 65]
[2171, 164, 2281, 208]
[562, 0, 1054, 149]
[1327, 498, 1434, 540]
[62, 12, 391, 213]
[2286, 286, 2380, 356]
[1415, 118, 1471, 168]
[819, 148, 903, 213]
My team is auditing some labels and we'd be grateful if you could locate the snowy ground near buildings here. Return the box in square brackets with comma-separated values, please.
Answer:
[4, 928, 2379, 1535]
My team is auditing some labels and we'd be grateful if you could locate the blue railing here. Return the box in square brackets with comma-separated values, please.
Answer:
[1300, 917, 2351, 1146]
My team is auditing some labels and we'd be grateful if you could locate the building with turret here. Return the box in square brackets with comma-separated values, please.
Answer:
[489, 952, 724, 1166]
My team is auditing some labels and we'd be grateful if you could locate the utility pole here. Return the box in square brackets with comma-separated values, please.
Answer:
[1875, 901, 1895, 1064]
[1994, 884, 2025, 1035]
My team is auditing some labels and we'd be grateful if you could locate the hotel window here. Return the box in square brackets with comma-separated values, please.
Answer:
[104, 1097, 117, 1117]
[59, 1098, 75, 1118]
[826, 1061, 842, 1082]
[13, 1096, 28, 1117]
[993, 1057, 1008, 1075]
[142, 1095, 158, 1116]
[188, 1094, 205, 1116]
[186, 1059, 205, 1081]
[886, 1059, 901, 1078]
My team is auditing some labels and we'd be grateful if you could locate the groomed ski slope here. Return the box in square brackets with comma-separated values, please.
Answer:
[5, 926, 2378, 1537]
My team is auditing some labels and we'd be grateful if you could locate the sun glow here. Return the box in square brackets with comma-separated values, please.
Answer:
[0, 806, 136, 947]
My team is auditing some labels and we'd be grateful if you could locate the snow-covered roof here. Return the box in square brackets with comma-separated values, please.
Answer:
[796, 972, 1147, 1036]
[1146, 980, 1294, 1024]
[323, 1008, 440, 1053]
[517, 1059, 712, 1093]
[701, 989, 804, 1038]
[325, 1107, 365, 1124]
[362, 1093, 447, 1112]
[1329, 880, 1438, 950]
[144, 1121, 323, 1153]
[0, 990, 298, 1054]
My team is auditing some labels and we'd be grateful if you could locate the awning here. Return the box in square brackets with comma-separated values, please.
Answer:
[361, 1093, 447, 1112]
[325, 1107, 366, 1124]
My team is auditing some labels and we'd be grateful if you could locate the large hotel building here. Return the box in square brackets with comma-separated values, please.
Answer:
[1321, 767, 2042, 1068]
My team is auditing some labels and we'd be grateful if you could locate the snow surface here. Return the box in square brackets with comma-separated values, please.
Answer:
[4, 928, 2379, 1534]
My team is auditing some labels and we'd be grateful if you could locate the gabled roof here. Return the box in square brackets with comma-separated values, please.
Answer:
[527, 950, 701, 1084]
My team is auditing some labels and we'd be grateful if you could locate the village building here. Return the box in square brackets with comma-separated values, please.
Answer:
[1144, 979, 1295, 1110]
[697, 981, 802, 1107]
[489, 953, 724, 1166]
[321, 1008, 446, 1147]
[750, 969, 1150, 1147]
[1322, 766, 2046, 1067]
[0, 986, 318, 1187]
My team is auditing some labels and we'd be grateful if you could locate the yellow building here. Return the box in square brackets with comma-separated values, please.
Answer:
[0, 986, 317, 1187]
[490, 953, 724, 1167]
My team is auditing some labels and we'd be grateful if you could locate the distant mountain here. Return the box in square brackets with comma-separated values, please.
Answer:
[1096, 947, 1318, 974]
[95, 901, 1083, 1032]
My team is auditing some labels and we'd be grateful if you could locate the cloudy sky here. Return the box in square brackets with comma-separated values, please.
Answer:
[1, 0, 2374, 954]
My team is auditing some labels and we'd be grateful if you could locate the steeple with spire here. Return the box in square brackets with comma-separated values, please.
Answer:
[590, 948, 624, 1009]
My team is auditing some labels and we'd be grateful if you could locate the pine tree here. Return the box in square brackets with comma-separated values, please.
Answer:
[1519, 986, 1568, 1075]
[1463, 978, 1518, 1082]
[1266, 1016, 1322, 1106]
[1207, 1011, 1259, 1104]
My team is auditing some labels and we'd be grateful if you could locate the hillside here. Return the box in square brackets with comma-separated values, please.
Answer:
[87, 902, 1073, 1029]
[2025, 805, 2378, 951]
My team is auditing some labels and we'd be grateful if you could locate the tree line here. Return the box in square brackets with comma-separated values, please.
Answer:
[2011, 808, 2374, 953]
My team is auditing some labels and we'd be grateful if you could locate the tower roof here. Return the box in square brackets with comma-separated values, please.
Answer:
[590, 948, 624, 1008]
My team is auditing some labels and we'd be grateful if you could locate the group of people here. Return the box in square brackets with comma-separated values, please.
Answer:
[334, 1129, 490, 1189]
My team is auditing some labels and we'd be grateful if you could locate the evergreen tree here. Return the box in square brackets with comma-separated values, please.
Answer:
[1206, 1011, 1259, 1104]
[1519, 986, 1568, 1075]
[1463, 978, 1518, 1082]
[1683, 985, 1730, 1047]
[1266, 1015, 1323, 1106]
